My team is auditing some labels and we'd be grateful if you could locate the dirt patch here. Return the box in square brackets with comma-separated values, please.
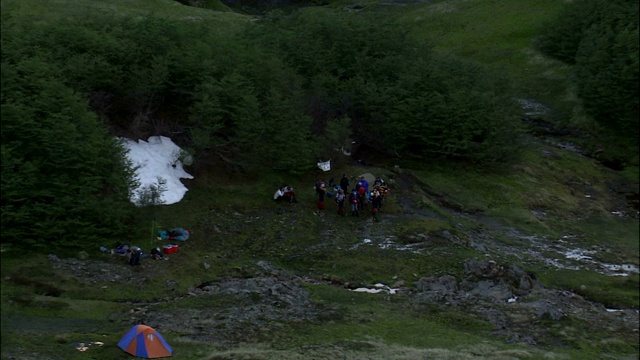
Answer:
[48, 254, 148, 287]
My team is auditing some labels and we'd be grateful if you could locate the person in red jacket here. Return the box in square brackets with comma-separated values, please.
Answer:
[282, 186, 297, 203]
[357, 185, 366, 212]
[316, 180, 326, 210]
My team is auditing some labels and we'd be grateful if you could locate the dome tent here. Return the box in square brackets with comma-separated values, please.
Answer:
[117, 324, 172, 358]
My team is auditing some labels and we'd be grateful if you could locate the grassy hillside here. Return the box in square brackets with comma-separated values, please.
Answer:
[400, 0, 572, 106]
[1, 0, 638, 359]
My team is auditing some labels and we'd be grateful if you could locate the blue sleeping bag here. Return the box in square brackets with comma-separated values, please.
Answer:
[158, 228, 191, 241]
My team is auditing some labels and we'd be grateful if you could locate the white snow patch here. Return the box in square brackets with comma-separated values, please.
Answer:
[121, 136, 193, 205]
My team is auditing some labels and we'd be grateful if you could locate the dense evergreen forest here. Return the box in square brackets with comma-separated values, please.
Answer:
[1, 0, 638, 249]
[534, 0, 639, 161]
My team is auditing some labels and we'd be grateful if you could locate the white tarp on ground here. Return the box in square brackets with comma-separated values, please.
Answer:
[317, 160, 331, 172]
[121, 136, 194, 205]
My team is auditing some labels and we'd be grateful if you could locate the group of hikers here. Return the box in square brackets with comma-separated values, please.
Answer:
[273, 185, 298, 203]
[315, 174, 389, 221]
[272, 174, 389, 221]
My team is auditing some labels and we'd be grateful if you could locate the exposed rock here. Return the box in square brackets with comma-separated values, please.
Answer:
[533, 300, 565, 321]
[462, 279, 513, 302]
[414, 275, 458, 303]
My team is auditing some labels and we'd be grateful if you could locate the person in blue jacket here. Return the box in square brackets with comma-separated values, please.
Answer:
[360, 176, 369, 194]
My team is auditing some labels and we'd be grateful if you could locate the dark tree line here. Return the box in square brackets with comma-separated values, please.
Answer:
[534, 0, 639, 163]
[245, 10, 523, 163]
[7, 1, 634, 249]
[1, 53, 137, 248]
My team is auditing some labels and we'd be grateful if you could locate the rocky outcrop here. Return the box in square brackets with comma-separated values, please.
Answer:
[412, 259, 638, 346]
[414, 259, 540, 305]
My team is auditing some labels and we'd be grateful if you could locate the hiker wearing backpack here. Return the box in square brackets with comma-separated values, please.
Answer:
[378, 184, 389, 211]
[349, 188, 360, 216]
[373, 176, 385, 188]
[335, 188, 346, 216]
[360, 176, 370, 194]
[357, 184, 366, 212]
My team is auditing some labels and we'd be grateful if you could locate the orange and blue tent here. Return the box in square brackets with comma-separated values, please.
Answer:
[117, 324, 173, 358]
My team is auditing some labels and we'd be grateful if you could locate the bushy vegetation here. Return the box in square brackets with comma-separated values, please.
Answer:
[0, 0, 531, 248]
[0, 53, 137, 249]
[534, 0, 639, 165]
[2, 0, 637, 250]
[248, 10, 523, 163]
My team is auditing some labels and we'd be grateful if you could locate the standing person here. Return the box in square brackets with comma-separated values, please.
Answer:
[370, 187, 382, 222]
[340, 174, 350, 196]
[378, 184, 389, 211]
[357, 184, 366, 212]
[349, 188, 360, 216]
[316, 180, 326, 211]
[315, 179, 324, 197]
[360, 176, 370, 194]
[335, 188, 346, 216]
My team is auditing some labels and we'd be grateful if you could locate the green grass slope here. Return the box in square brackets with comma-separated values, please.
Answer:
[396, 0, 573, 109]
